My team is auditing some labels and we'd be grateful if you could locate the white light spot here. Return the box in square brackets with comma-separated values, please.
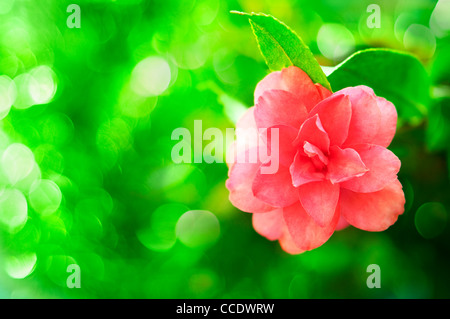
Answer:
[430, 0, 450, 37]
[1, 143, 35, 185]
[130, 56, 171, 97]
[5, 253, 37, 279]
[29, 65, 57, 105]
[29, 179, 62, 216]
[403, 24, 436, 58]
[0, 75, 16, 119]
[12, 73, 36, 109]
[0, 188, 28, 233]
[176, 210, 220, 248]
[317, 23, 355, 62]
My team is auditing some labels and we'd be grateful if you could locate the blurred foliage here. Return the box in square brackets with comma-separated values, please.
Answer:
[0, 0, 449, 299]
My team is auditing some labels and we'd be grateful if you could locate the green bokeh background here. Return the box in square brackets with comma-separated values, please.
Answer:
[0, 0, 449, 298]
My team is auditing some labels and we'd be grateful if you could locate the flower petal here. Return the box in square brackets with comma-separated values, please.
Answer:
[234, 107, 263, 151]
[230, 107, 270, 167]
[335, 215, 350, 231]
[236, 106, 257, 130]
[254, 90, 308, 129]
[297, 180, 340, 227]
[253, 208, 305, 254]
[252, 208, 283, 241]
[315, 83, 332, 100]
[373, 95, 397, 147]
[293, 114, 330, 154]
[340, 85, 398, 147]
[254, 66, 323, 111]
[254, 70, 283, 104]
[327, 145, 368, 184]
[340, 144, 401, 193]
[308, 94, 352, 146]
[279, 226, 305, 254]
[261, 125, 298, 167]
[283, 201, 339, 251]
[290, 150, 325, 187]
[226, 149, 273, 213]
[340, 179, 405, 231]
[339, 86, 382, 146]
[226, 140, 236, 170]
[303, 142, 328, 165]
[253, 164, 298, 207]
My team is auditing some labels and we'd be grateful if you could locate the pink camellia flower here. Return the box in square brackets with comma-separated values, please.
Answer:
[226, 66, 405, 254]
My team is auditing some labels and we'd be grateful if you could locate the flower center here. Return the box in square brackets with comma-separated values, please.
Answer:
[302, 141, 329, 175]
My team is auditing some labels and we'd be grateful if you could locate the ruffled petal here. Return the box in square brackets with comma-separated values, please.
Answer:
[340, 179, 405, 231]
[254, 66, 323, 111]
[297, 180, 340, 227]
[226, 140, 236, 170]
[327, 145, 368, 184]
[283, 201, 339, 251]
[236, 106, 257, 130]
[290, 150, 325, 187]
[230, 107, 270, 167]
[252, 208, 283, 241]
[293, 114, 330, 154]
[335, 215, 350, 231]
[234, 107, 263, 150]
[261, 125, 298, 167]
[339, 86, 382, 146]
[254, 90, 308, 129]
[303, 142, 328, 165]
[339, 86, 397, 147]
[252, 208, 305, 254]
[254, 70, 283, 104]
[315, 83, 332, 100]
[308, 94, 352, 146]
[253, 164, 298, 207]
[226, 148, 273, 213]
[373, 95, 397, 147]
[279, 225, 305, 254]
[340, 144, 401, 193]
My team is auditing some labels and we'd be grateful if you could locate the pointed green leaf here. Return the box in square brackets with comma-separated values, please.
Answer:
[233, 11, 331, 91]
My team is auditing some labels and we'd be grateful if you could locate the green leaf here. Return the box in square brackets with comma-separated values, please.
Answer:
[328, 48, 430, 123]
[232, 11, 331, 91]
[426, 98, 450, 152]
